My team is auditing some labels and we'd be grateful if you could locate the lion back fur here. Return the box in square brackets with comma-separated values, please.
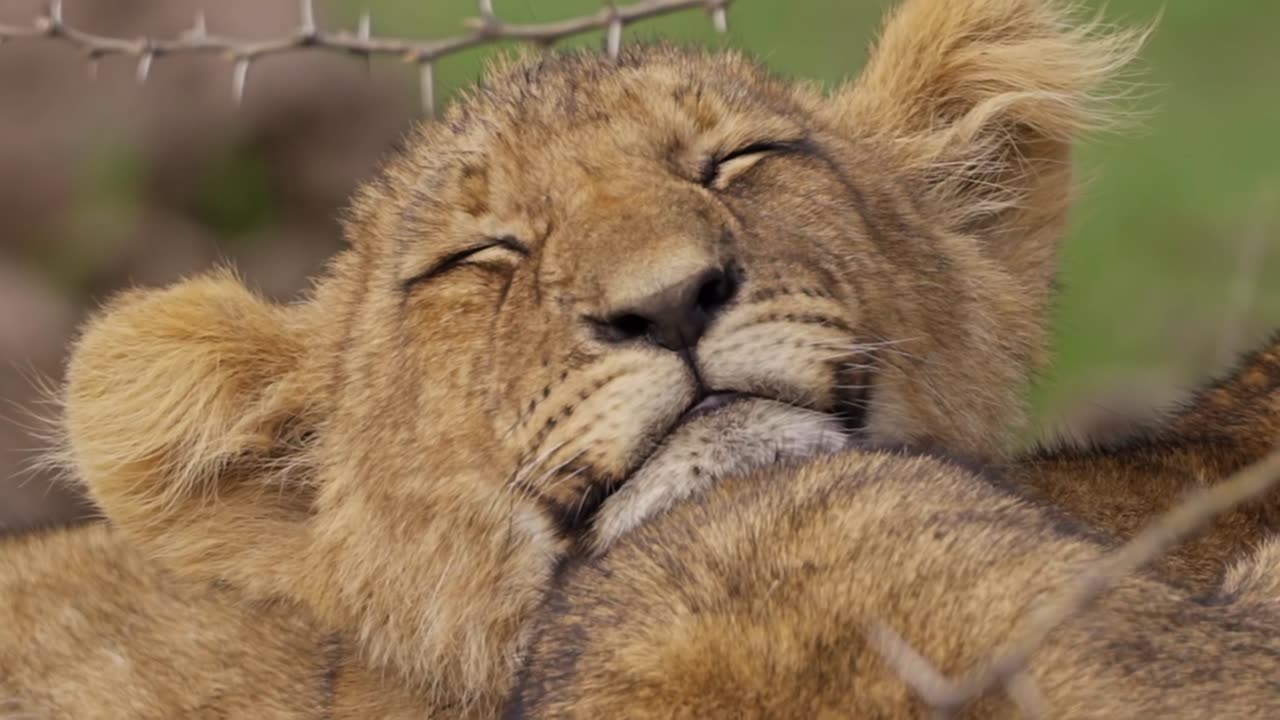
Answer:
[510, 448, 1280, 719]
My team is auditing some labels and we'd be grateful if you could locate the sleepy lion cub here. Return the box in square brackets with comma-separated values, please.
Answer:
[3, 0, 1275, 717]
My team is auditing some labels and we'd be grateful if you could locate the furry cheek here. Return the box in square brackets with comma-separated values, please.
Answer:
[507, 353, 696, 511]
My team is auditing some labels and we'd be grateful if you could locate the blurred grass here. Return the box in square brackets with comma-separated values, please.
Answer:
[1049, 1, 1280, 416]
[204, 0, 1278, 422]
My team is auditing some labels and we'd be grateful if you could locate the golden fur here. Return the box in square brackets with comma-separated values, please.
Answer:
[8, 0, 1260, 716]
[512, 443, 1280, 718]
[1011, 330, 1280, 591]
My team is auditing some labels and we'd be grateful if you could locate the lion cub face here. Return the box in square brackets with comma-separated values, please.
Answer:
[329, 48, 1052, 548]
[348, 62, 871, 542]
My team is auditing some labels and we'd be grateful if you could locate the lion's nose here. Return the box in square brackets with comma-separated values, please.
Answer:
[596, 265, 738, 352]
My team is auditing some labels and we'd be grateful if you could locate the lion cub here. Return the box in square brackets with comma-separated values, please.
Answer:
[6, 0, 1267, 717]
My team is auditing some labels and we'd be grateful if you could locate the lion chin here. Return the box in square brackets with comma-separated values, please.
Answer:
[592, 397, 849, 553]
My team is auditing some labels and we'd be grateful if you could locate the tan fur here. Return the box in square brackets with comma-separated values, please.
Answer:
[1, 524, 332, 719]
[512, 449, 1280, 718]
[1013, 331, 1280, 591]
[0, 0, 1195, 716]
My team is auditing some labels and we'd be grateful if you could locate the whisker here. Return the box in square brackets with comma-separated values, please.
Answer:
[816, 353, 879, 366]
[499, 439, 569, 538]
[539, 467, 592, 526]
[508, 440, 569, 489]
[567, 469, 597, 528]
[825, 336, 925, 350]
[523, 448, 589, 498]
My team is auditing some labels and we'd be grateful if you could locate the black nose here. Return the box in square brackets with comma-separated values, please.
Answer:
[599, 266, 738, 352]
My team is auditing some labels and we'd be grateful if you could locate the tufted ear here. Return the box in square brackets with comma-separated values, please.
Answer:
[834, 0, 1146, 288]
[62, 271, 316, 596]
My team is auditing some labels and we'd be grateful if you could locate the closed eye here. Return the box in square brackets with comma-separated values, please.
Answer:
[401, 235, 530, 291]
[700, 141, 798, 189]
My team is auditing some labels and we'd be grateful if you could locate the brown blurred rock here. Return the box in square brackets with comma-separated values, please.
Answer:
[0, 0, 414, 532]
[0, 259, 93, 534]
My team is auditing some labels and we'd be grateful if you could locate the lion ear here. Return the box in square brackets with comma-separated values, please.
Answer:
[835, 0, 1146, 286]
[63, 271, 315, 595]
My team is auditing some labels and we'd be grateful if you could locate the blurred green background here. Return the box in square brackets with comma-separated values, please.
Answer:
[0, 0, 1277, 530]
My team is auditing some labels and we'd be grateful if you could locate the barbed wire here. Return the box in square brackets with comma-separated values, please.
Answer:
[0, 0, 732, 115]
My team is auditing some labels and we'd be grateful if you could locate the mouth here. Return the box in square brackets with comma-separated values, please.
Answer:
[677, 364, 874, 441]
[630, 367, 878, 487]
[551, 370, 876, 538]
[588, 392, 857, 553]
[679, 390, 754, 424]
[677, 367, 875, 435]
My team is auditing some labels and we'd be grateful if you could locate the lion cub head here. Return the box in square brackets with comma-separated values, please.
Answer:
[58, 0, 1137, 711]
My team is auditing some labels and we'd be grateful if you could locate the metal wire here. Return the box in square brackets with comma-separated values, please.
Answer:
[0, 0, 733, 114]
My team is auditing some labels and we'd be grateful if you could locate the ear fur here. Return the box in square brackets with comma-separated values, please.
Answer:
[62, 271, 315, 593]
[837, 0, 1147, 285]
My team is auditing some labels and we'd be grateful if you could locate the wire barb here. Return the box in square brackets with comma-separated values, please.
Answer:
[356, 10, 373, 78]
[606, 14, 624, 60]
[299, 0, 317, 39]
[299, 0, 317, 33]
[135, 50, 153, 85]
[418, 61, 435, 118]
[231, 57, 251, 105]
[46, 0, 63, 29]
[189, 12, 208, 41]
[712, 5, 729, 33]
[0, 0, 733, 117]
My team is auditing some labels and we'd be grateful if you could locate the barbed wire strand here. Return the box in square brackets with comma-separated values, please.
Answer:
[0, 0, 732, 115]
[870, 448, 1280, 719]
